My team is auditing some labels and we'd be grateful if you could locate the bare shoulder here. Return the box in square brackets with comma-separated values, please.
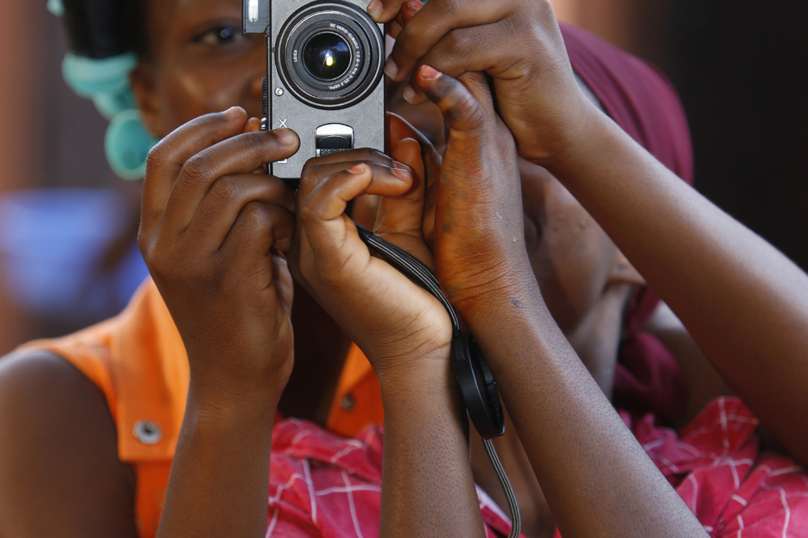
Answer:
[0, 350, 138, 537]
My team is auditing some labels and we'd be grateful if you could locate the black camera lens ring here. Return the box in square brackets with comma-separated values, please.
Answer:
[286, 18, 369, 97]
[276, 1, 384, 110]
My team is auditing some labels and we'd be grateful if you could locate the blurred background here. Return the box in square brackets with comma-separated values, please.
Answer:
[0, 0, 806, 354]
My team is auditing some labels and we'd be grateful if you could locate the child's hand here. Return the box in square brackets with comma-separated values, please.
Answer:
[139, 107, 299, 403]
[287, 143, 453, 380]
[415, 68, 537, 319]
[378, 0, 593, 167]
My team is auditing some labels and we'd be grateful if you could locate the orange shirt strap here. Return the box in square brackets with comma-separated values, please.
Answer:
[326, 344, 383, 438]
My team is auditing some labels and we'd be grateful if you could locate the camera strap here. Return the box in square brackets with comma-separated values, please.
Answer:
[355, 223, 521, 538]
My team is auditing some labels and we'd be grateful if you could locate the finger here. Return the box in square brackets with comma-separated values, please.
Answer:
[415, 66, 493, 134]
[221, 201, 297, 264]
[386, 113, 442, 244]
[188, 174, 296, 251]
[298, 159, 412, 204]
[387, 20, 403, 40]
[402, 22, 520, 105]
[387, 112, 430, 149]
[415, 67, 497, 245]
[142, 107, 248, 231]
[161, 129, 299, 234]
[300, 162, 413, 227]
[242, 117, 263, 134]
[386, 113, 441, 185]
[374, 138, 426, 237]
[385, 0, 511, 83]
[302, 147, 394, 170]
[367, 0, 407, 24]
[400, 0, 424, 23]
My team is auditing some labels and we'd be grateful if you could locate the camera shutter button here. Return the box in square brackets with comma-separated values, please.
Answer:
[315, 124, 354, 157]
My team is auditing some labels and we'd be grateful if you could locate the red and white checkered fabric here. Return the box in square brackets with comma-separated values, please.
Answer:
[266, 397, 808, 538]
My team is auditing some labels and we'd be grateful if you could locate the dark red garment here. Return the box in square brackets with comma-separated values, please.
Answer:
[560, 24, 692, 423]
[266, 399, 808, 538]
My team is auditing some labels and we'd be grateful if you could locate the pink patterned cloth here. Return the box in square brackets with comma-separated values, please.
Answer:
[266, 398, 807, 537]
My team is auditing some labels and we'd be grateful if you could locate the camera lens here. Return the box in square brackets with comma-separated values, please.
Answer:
[276, 2, 384, 109]
[303, 32, 351, 80]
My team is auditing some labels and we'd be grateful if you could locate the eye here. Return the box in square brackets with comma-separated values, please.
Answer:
[194, 26, 246, 46]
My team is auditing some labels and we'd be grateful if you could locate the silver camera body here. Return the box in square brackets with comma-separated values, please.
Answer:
[244, 0, 386, 183]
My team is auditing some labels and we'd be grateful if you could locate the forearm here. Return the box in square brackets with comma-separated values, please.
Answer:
[378, 361, 486, 538]
[157, 379, 279, 538]
[548, 109, 808, 462]
[467, 287, 707, 538]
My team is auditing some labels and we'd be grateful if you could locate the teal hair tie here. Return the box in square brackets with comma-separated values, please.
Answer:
[55, 9, 157, 181]
[93, 88, 137, 121]
[47, 0, 64, 17]
[62, 53, 137, 98]
[62, 52, 158, 179]
[105, 109, 158, 181]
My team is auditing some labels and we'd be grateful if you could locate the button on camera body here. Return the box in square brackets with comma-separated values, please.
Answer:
[244, 0, 385, 183]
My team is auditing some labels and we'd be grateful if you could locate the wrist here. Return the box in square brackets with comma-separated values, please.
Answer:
[447, 259, 541, 323]
[378, 356, 457, 408]
[541, 102, 614, 182]
[184, 345, 293, 401]
[187, 370, 284, 426]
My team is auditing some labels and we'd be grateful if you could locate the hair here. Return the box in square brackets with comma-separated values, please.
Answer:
[61, 0, 149, 59]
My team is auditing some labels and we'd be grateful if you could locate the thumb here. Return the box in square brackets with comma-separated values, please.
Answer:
[374, 138, 429, 247]
[415, 66, 494, 135]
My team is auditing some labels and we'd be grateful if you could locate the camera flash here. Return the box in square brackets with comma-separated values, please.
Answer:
[249, 0, 259, 22]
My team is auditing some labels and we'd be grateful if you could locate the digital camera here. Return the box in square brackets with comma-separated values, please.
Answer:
[244, 0, 386, 182]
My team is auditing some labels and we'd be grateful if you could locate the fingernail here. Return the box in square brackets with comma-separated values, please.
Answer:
[222, 106, 242, 119]
[348, 164, 367, 174]
[367, 0, 382, 19]
[384, 58, 398, 80]
[391, 164, 411, 181]
[402, 85, 416, 103]
[276, 129, 297, 146]
[420, 65, 440, 80]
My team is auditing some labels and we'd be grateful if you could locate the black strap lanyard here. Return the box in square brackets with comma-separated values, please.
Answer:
[355, 223, 521, 538]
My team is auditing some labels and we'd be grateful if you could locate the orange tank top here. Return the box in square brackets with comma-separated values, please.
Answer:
[19, 279, 382, 538]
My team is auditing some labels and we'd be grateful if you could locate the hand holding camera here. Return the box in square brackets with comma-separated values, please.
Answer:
[139, 108, 299, 403]
[412, 68, 534, 323]
[379, 0, 597, 168]
[287, 140, 454, 381]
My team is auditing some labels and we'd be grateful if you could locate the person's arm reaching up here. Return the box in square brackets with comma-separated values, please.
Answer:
[288, 135, 485, 538]
[544, 96, 808, 464]
[414, 67, 709, 538]
[138, 109, 300, 538]
[374, 0, 808, 465]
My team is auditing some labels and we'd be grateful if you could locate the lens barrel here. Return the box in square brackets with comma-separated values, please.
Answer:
[276, 1, 384, 109]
